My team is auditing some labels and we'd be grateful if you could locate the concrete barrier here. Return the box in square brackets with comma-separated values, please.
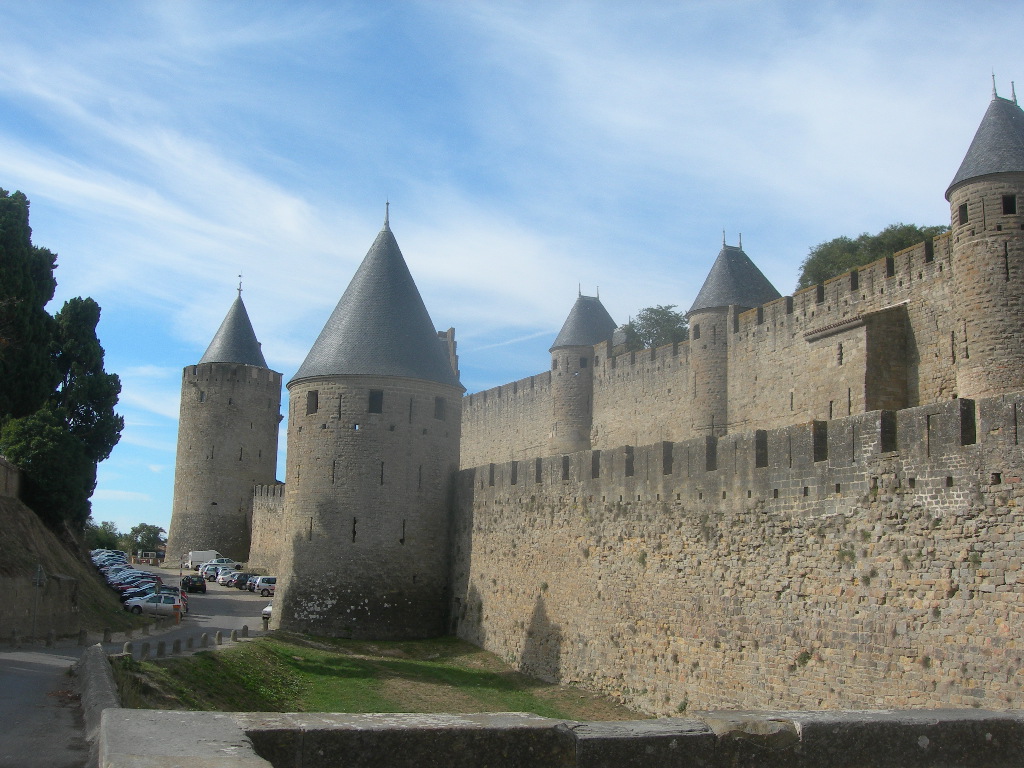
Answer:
[139, 641, 150, 660]
[76, 645, 121, 768]
[156, 640, 166, 658]
[230, 629, 238, 642]
[172, 639, 181, 655]
[200, 633, 208, 647]
[215, 630, 223, 645]
[122, 642, 133, 656]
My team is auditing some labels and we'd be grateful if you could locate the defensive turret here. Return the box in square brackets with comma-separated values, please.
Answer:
[687, 237, 780, 436]
[166, 292, 282, 564]
[274, 209, 463, 639]
[946, 86, 1024, 399]
[548, 293, 616, 454]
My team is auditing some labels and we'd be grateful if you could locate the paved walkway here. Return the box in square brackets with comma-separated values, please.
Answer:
[0, 643, 87, 768]
[0, 567, 269, 768]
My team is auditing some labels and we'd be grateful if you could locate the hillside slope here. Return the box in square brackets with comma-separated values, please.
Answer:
[0, 497, 136, 636]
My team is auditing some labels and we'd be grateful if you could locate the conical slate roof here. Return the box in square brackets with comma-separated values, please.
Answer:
[550, 295, 617, 351]
[198, 295, 268, 368]
[947, 95, 1024, 199]
[290, 219, 462, 390]
[688, 243, 780, 315]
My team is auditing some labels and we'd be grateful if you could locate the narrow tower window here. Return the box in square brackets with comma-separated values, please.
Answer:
[1003, 194, 1017, 215]
[368, 390, 383, 413]
[837, 343, 844, 365]
[434, 397, 446, 420]
[198, 390, 206, 403]
[958, 203, 968, 225]
[579, 357, 588, 368]
[306, 390, 318, 415]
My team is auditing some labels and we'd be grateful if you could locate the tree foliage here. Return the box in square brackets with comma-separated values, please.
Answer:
[796, 223, 948, 291]
[122, 523, 166, 555]
[0, 190, 58, 417]
[0, 189, 123, 532]
[621, 305, 689, 351]
[84, 518, 121, 550]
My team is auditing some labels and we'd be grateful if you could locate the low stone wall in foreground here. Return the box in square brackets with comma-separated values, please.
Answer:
[101, 708, 1024, 768]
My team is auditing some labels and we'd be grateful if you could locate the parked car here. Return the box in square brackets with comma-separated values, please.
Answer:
[200, 557, 239, 571]
[262, 602, 272, 620]
[216, 570, 238, 586]
[180, 575, 207, 593]
[226, 572, 249, 588]
[254, 576, 276, 597]
[245, 575, 260, 592]
[124, 593, 183, 616]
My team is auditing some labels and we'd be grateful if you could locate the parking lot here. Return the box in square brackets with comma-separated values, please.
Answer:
[150, 563, 271, 634]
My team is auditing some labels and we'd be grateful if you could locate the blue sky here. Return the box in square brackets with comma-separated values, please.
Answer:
[0, 1, 1019, 535]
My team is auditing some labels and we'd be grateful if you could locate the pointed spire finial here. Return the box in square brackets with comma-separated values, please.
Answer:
[237, 273, 243, 297]
[384, 199, 390, 228]
[739, 233, 743, 249]
[1013, 81, 1018, 105]
[578, 283, 582, 297]
[596, 286, 600, 299]
[993, 71, 999, 99]
[722, 229, 726, 247]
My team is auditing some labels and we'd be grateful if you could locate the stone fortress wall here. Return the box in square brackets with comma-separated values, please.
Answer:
[451, 392, 1024, 713]
[462, 233, 963, 463]
[0, 454, 19, 498]
[247, 483, 285, 574]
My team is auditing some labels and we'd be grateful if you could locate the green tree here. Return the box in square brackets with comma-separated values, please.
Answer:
[121, 523, 166, 555]
[51, 297, 124, 464]
[796, 223, 948, 291]
[0, 407, 93, 529]
[621, 305, 689, 351]
[84, 518, 121, 550]
[0, 189, 122, 532]
[0, 189, 58, 418]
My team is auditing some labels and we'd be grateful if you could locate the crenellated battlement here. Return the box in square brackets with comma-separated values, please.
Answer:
[254, 483, 285, 499]
[183, 361, 282, 387]
[464, 392, 1007, 504]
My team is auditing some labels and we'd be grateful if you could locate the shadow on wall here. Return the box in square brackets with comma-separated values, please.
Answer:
[520, 594, 562, 683]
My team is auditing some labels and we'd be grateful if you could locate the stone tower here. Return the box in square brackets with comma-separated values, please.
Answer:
[947, 89, 1024, 400]
[548, 294, 616, 454]
[687, 239, 780, 436]
[274, 212, 463, 639]
[166, 293, 282, 564]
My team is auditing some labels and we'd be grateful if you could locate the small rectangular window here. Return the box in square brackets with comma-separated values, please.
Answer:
[306, 390, 318, 415]
[958, 203, 968, 225]
[434, 396, 446, 421]
[692, 324, 700, 340]
[579, 357, 588, 368]
[1003, 194, 1017, 215]
[368, 390, 383, 413]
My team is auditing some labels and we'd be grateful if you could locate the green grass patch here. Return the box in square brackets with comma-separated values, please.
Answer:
[111, 633, 639, 721]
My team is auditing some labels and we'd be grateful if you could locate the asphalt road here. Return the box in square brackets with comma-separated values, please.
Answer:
[0, 646, 86, 768]
[0, 563, 273, 768]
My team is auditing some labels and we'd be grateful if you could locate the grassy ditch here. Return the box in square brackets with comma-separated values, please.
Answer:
[111, 633, 640, 721]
